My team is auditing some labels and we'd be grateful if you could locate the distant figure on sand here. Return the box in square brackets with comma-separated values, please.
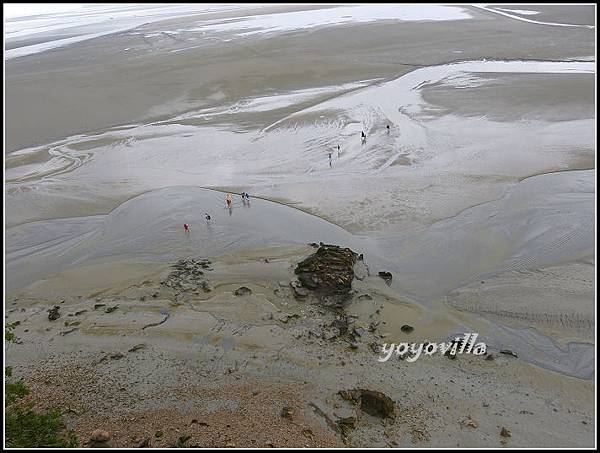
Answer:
[328, 152, 332, 165]
[226, 193, 232, 208]
[205, 213, 211, 222]
[184, 223, 190, 234]
[361, 131, 366, 144]
[386, 124, 390, 134]
[337, 144, 341, 156]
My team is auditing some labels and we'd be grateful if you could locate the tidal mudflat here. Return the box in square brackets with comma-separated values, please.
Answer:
[4, 4, 596, 448]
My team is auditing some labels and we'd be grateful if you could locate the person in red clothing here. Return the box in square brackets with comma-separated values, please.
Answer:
[184, 223, 190, 234]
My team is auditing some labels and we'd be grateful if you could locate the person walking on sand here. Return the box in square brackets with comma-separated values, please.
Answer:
[361, 131, 366, 145]
[184, 223, 190, 235]
[226, 193, 232, 208]
[337, 144, 341, 156]
[205, 213, 211, 222]
[328, 152, 332, 166]
[386, 124, 390, 134]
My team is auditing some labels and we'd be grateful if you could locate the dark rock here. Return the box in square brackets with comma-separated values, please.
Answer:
[400, 324, 414, 333]
[161, 259, 212, 292]
[94, 303, 106, 310]
[128, 344, 146, 353]
[339, 389, 396, 418]
[105, 306, 119, 313]
[331, 316, 353, 336]
[357, 390, 396, 418]
[500, 349, 518, 358]
[234, 286, 252, 296]
[48, 306, 61, 321]
[370, 342, 381, 353]
[137, 437, 150, 448]
[378, 271, 393, 285]
[294, 244, 359, 305]
[500, 427, 511, 437]
[368, 321, 380, 332]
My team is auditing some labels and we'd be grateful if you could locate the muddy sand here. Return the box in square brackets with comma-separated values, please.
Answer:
[4, 3, 596, 448]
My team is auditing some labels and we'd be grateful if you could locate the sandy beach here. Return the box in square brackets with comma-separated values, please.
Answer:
[4, 4, 596, 448]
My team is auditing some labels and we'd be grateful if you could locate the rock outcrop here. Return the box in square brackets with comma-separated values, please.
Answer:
[294, 244, 359, 308]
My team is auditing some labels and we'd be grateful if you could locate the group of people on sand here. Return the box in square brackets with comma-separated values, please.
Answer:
[328, 124, 392, 165]
[184, 192, 249, 234]
[225, 192, 250, 208]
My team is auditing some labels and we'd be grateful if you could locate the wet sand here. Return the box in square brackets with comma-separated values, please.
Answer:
[4, 4, 596, 448]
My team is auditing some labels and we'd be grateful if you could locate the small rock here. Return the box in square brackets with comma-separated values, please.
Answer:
[128, 344, 146, 353]
[105, 305, 119, 313]
[301, 428, 314, 439]
[339, 389, 396, 418]
[370, 342, 381, 353]
[462, 418, 478, 429]
[400, 324, 414, 333]
[234, 286, 252, 296]
[353, 327, 366, 337]
[281, 406, 295, 420]
[500, 427, 511, 437]
[500, 350, 518, 358]
[378, 271, 393, 284]
[89, 429, 110, 446]
[48, 306, 61, 321]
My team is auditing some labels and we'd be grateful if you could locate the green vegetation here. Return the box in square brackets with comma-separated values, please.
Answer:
[5, 321, 79, 447]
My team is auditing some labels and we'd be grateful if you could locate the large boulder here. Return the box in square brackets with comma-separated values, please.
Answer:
[294, 244, 359, 307]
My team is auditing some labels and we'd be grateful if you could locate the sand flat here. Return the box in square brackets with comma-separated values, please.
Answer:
[4, 4, 596, 448]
